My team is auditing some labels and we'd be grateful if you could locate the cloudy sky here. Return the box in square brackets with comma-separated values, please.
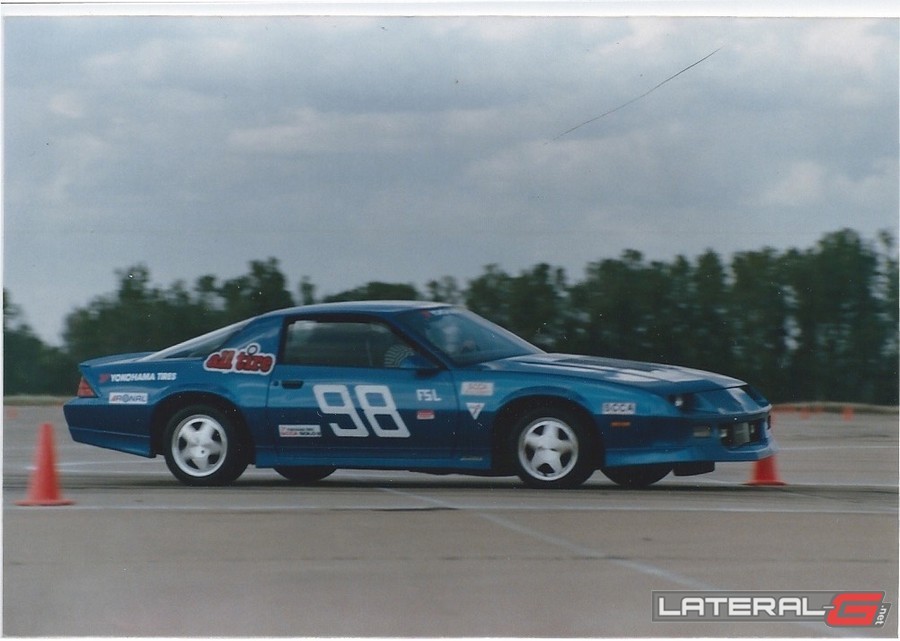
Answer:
[3, 6, 898, 344]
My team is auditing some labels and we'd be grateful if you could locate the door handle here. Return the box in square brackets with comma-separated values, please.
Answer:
[281, 380, 304, 389]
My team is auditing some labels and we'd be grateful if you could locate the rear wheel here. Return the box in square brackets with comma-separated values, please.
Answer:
[601, 464, 671, 488]
[163, 405, 248, 486]
[274, 466, 336, 483]
[511, 408, 595, 489]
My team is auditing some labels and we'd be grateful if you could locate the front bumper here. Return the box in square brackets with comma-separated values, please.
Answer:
[602, 411, 777, 468]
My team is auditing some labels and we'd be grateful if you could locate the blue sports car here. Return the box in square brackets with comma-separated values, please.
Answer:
[64, 301, 776, 489]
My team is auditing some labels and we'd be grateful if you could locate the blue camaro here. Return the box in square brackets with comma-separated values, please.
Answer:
[64, 301, 776, 489]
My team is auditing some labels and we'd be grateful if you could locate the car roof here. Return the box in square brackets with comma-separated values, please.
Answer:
[259, 300, 450, 320]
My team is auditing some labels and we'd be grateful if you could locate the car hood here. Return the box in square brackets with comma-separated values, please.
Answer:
[484, 353, 746, 394]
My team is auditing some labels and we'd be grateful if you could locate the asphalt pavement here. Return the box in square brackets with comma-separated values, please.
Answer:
[3, 404, 897, 637]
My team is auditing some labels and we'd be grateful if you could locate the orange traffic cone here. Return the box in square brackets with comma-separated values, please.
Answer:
[16, 423, 74, 506]
[746, 455, 786, 486]
[842, 405, 855, 421]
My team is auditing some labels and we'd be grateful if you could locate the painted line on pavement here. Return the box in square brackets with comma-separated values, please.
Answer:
[379, 486, 845, 636]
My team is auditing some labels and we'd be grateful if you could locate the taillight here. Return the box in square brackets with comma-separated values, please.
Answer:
[77, 377, 98, 398]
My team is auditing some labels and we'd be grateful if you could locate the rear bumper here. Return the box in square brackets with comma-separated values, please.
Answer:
[64, 400, 154, 458]
[69, 425, 154, 458]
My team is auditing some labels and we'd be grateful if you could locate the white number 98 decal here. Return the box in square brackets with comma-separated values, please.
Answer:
[313, 384, 410, 438]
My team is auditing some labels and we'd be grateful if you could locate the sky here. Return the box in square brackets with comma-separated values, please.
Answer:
[3, 5, 899, 345]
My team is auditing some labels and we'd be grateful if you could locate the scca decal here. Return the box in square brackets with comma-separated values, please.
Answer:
[461, 381, 494, 396]
[204, 343, 275, 375]
[602, 402, 636, 415]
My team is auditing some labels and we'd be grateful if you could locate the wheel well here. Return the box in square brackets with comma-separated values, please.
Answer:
[150, 393, 255, 463]
[490, 395, 603, 473]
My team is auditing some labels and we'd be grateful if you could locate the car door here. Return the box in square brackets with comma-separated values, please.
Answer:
[267, 316, 460, 468]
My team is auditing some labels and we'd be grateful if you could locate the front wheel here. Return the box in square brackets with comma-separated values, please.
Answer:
[601, 464, 671, 488]
[163, 405, 248, 486]
[511, 408, 596, 489]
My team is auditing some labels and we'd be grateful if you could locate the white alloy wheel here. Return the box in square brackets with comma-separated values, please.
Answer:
[171, 413, 228, 478]
[163, 405, 248, 485]
[517, 416, 579, 482]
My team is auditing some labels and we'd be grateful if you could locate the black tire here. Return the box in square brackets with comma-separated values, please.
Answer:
[163, 405, 248, 486]
[601, 464, 671, 488]
[274, 466, 336, 483]
[510, 407, 595, 489]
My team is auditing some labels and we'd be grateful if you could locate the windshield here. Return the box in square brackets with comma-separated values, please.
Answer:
[398, 307, 541, 366]
[140, 320, 250, 360]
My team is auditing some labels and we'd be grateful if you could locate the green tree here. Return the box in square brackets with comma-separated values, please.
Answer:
[8, 227, 896, 404]
[465, 264, 570, 347]
[568, 250, 656, 359]
[323, 281, 420, 303]
[506, 263, 569, 349]
[63, 265, 162, 363]
[219, 258, 294, 321]
[875, 231, 899, 404]
[690, 250, 733, 373]
[783, 229, 891, 402]
[659, 255, 698, 365]
[728, 248, 790, 397]
[63, 259, 295, 363]
[4, 291, 45, 394]
[425, 276, 463, 304]
[4, 290, 76, 394]
[298, 277, 317, 306]
[465, 264, 513, 328]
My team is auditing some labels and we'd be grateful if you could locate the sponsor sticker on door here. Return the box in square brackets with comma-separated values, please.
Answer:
[279, 424, 322, 438]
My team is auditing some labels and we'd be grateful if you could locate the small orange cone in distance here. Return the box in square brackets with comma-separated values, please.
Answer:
[16, 423, 74, 506]
[842, 405, 855, 421]
[746, 455, 786, 487]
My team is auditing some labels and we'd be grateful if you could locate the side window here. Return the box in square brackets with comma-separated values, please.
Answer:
[283, 319, 419, 368]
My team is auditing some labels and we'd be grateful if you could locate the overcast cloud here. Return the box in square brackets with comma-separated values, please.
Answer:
[3, 13, 898, 344]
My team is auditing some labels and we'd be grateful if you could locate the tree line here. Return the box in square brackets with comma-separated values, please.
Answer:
[4, 228, 898, 405]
